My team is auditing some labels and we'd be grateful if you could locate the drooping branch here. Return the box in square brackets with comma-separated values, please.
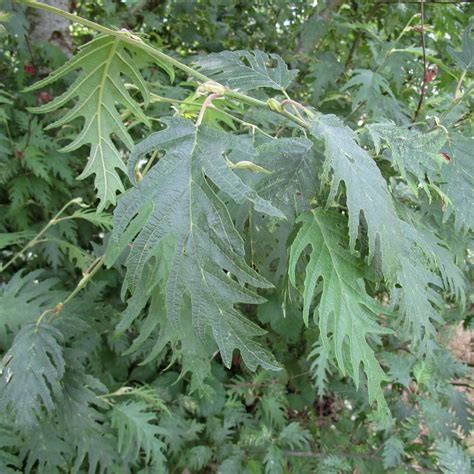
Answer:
[18, 0, 309, 129]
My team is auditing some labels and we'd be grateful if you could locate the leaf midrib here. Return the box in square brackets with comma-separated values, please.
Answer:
[96, 37, 120, 202]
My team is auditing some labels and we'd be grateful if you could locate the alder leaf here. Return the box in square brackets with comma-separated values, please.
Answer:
[406, 218, 466, 304]
[107, 117, 282, 372]
[383, 436, 405, 469]
[255, 137, 318, 221]
[309, 340, 333, 400]
[0, 270, 60, 348]
[341, 69, 402, 120]
[194, 50, 298, 91]
[289, 210, 391, 413]
[118, 268, 216, 396]
[0, 322, 65, 428]
[22, 420, 69, 473]
[309, 113, 403, 280]
[368, 121, 447, 194]
[111, 400, 167, 465]
[308, 52, 344, 101]
[0, 426, 21, 473]
[230, 137, 319, 284]
[434, 439, 472, 474]
[440, 133, 474, 231]
[25, 35, 155, 209]
[448, 24, 474, 71]
[395, 256, 443, 350]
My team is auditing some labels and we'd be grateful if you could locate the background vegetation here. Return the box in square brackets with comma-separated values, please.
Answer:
[0, 0, 472, 472]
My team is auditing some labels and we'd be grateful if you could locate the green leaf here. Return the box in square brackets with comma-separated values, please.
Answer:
[279, 422, 310, 450]
[341, 69, 402, 120]
[309, 340, 333, 399]
[116, 259, 215, 396]
[159, 409, 204, 456]
[107, 117, 282, 372]
[382, 436, 405, 469]
[0, 322, 65, 428]
[440, 133, 474, 231]
[255, 137, 318, 221]
[55, 355, 116, 474]
[448, 25, 474, 71]
[368, 121, 447, 194]
[317, 455, 351, 474]
[25, 35, 152, 209]
[444, 386, 472, 435]
[422, 399, 456, 437]
[259, 394, 287, 428]
[187, 445, 213, 471]
[194, 50, 298, 91]
[0, 231, 34, 250]
[309, 113, 403, 280]
[68, 208, 113, 230]
[111, 400, 167, 465]
[263, 444, 285, 474]
[434, 439, 472, 474]
[1, 0, 28, 47]
[407, 219, 466, 304]
[395, 252, 444, 348]
[289, 210, 391, 413]
[0, 270, 59, 347]
[308, 52, 344, 101]
[22, 420, 69, 473]
[382, 352, 413, 387]
[0, 426, 21, 473]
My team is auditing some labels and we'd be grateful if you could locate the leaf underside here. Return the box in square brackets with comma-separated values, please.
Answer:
[25, 35, 155, 209]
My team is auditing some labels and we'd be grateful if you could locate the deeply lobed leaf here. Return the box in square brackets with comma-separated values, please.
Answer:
[289, 210, 391, 415]
[107, 117, 282, 372]
[0, 322, 65, 428]
[309, 113, 404, 281]
[25, 35, 161, 209]
[194, 50, 298, 91]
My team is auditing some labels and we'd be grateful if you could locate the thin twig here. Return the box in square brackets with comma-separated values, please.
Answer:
[344, 3, 381, 71]
[141, 149, 159, 178]
[413, 0, 427, 121]
[25, 35, 39, 73]
[280, 97, 312, 117]
[151, 93, 274, 139]
[0, 198, 84, 273]
[37, 255, 105, 325]
[454, 69, 467, 99]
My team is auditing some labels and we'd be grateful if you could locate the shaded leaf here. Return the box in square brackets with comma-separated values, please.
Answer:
[0, 322, 65, 428]
[309, 113, 403, 281]
[289, 210, 391, 414]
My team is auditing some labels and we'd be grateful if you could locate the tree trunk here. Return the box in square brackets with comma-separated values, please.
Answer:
[27, 0, 72, 55]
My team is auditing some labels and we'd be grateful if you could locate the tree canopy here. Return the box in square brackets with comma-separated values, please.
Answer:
[0, 0, 472, 472]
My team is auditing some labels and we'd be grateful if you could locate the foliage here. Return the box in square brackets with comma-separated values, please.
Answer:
[0, 0, 472, 472]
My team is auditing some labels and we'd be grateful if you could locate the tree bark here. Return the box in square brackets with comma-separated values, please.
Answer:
[27, 0, 72, 55]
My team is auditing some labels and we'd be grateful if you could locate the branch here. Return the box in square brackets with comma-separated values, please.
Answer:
[37, 255, 105, 325]
[413, 0, 427, 121]
[0, 197, 84, 272]
[345, 3, 381, 71]
[18, 0, 309, 129]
